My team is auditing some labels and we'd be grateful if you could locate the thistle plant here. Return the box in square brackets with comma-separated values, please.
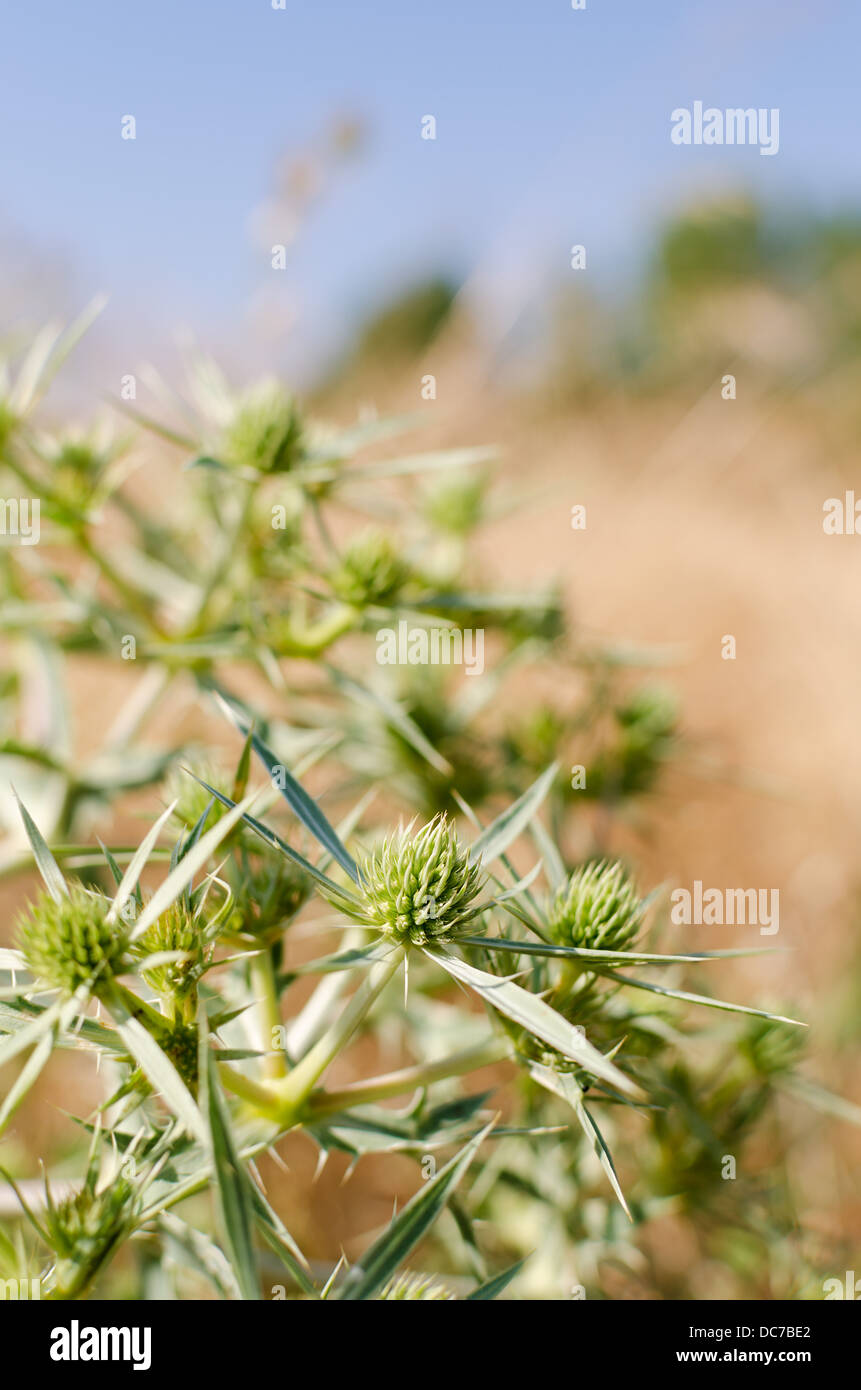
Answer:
[0, 713, 840, 1301]
[0, 316, 854, 1302]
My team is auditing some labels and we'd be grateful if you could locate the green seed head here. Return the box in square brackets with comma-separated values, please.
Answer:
[380, 1272, 456, 1300]
[548, 859, 642, 952]
[329, 529, 409, 607]
[46, 1166, 140, 1300]
[18, 884, 129, 998]
[223, 381, 303, 475]
[357, 814, 484, 947]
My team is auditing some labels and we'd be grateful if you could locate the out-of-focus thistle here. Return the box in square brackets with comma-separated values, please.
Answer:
[17, 884, 130, 999]
[422, 470, 486, 536]
[548, 859, 643, 953]
[588, 684, 679, 801]
[351, 813, 485, 946]
[328, 528, 410, 607]
[225, 855, 310, 944]
[380, 1272, 456, 1299]
[39, 1153, 143, 1300]
[222, 381, 304, 475]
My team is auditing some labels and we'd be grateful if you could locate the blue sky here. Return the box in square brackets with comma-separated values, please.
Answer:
[1, 0, 858, 382]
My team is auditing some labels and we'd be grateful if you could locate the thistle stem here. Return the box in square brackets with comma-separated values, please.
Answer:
[274, 950, 402, 1122]
[218, 1062, 281, 1114]
[305, 1037, 511, 1121]
[250, 947, 287, 1080]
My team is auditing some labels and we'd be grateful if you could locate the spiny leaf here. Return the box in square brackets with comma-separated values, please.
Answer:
[215, 693, 359, 882]
[336, 1120, 495, 1299]
[12, 790, 68, 902]
[427, 948, 638, 1097]
[468, 763, 558, 867]
[200, 1026, 260, 1300]
[466, 1257, 528, 1300]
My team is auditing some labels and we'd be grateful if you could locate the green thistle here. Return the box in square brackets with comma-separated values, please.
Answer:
[44, 1163, 141, 1300]
[135, 900, 203, 1004]
[329, 529, 409, 607]
[166, 760, 229, 831]
[354, 814, 484, 947]
[223, 381, 303, 474]
[547, 859, 642, 952]
[226, 855, 310, 943]
[17, 884, 130, 998]
[422, 470, 486, 536]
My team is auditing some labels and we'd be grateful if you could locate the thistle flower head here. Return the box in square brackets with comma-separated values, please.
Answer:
[17, 884, 129, 998]
[223, 381, 303, 475]
[226, 856, 310, 943]
[356, 814, 484, 947]
[166, 759, 229, 831]
[547, 859, 642, 952]
[135, 900, 202, 1001]
[742, 1017, 805, 1078]
[329, 529, 409, 607]
[380, 1272, 456, 1300]
[44, 1160, 141, 1300]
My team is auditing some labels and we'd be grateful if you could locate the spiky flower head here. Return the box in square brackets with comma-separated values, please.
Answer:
[17, 883, 129, 998]
[741, 1016, 805, 1078]
[329, 529, 409, 608]
[356, 814, 484, 947]
[135, 899, 203, 1003]
[226, 856, 310, 944]
[380, 1272, 456, 1300]
[166, 759, 229, 831]
[44, 1160, 141, 1300]
[547, 859, 642, 952]
[223, 381, 304, 475]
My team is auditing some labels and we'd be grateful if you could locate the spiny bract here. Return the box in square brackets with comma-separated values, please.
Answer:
[17, 883, 129, 998]
[356, 813, 484, 946]
[547, 858, 642, 952]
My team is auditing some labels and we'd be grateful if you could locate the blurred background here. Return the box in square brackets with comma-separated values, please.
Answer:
[1, 0, 860, 1296]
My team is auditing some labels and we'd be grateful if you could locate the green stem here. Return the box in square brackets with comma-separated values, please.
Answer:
[218, 1062, 280, 1114]
[305, 1037, 511, 1121]
[250, 948, 287, 1080]
[274, 950, 402, 1122]
[188, 477, 255, 635]
[277, 603, 356, 657]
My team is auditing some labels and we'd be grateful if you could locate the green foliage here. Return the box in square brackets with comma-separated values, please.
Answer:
[0, 319, 847, 1303]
